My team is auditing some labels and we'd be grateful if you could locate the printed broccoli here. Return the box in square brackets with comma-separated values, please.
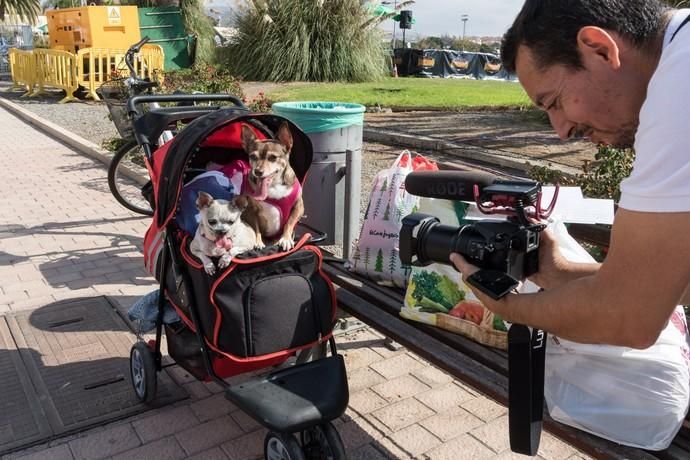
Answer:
[411, 271, 464, 312]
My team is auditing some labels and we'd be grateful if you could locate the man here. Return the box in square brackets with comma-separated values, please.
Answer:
[451, 0, 690, 348]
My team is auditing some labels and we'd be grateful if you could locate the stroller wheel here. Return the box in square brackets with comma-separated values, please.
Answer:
[130, 342, 157, 403]
[301, 422, 347, 460]
[264, 431, 306, 460]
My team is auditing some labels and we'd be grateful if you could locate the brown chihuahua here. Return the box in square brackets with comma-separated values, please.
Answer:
[240, 122, 304, 251]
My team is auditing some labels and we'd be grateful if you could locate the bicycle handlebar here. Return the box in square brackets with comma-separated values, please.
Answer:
[127, 94, 247, 117]
[125, 36, 151, 77]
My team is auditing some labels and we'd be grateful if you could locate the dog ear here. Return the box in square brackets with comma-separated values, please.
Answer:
[277, 122, 293, 153]
[196, 191, 214, 209]
[233, 194, 249, 210]
[241, 124, 258, 152]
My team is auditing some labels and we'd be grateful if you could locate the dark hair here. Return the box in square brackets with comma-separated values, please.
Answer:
[501, 0, 668, 73]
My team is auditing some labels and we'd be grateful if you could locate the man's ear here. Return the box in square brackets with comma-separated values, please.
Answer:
[577, 26, 621, 69]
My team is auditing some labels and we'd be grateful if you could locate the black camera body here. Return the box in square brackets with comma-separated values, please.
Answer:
[399, 215, 540, 282]
[400, 175, 554, 299]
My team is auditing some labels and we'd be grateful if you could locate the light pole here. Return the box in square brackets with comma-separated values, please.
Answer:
[461, 14, 469, 50]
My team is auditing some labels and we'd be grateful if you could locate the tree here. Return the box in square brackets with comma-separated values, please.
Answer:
[1, 0, 39, 22]
[383, 202, 390, 221]
[374, 249, 384, 273]
[220, 0, 414, 82]
[179, 0, 216, 65]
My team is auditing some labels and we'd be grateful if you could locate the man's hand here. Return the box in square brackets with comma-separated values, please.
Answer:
[528, 229, 570, 289]
[449, 253, 511, 315]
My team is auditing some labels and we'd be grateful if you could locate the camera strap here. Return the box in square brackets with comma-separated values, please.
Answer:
[508, 324, 547, 455]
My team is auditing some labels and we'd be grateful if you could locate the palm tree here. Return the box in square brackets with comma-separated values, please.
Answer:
[0, 0, 40, 22]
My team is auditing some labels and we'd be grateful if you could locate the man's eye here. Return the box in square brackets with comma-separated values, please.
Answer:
[208, 219, 217, 225]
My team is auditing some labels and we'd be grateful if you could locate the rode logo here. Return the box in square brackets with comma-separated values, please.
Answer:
[425, 182, 469, 197]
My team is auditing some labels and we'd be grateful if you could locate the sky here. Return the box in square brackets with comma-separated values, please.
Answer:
[205, 0, 527, 38]
[380, 0, 526, 40]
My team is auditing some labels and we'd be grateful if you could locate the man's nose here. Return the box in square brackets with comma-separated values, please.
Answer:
[548, 111, 575, 141]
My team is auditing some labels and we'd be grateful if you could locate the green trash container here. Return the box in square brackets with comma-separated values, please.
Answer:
[272, 101, 365, 254]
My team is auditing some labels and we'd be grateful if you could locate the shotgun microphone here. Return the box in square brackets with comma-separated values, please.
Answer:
[404, 170, 498, 201]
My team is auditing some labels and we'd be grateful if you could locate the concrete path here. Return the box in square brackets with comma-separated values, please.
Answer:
[0, 106, 591, 460]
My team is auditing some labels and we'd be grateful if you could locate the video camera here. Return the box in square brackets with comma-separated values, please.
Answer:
[399, 170, 559, 455]
[399, 170, 558, 299]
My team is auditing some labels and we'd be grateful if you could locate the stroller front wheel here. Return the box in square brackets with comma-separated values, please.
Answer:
[264, 431, 306, 460]
[130, 342, 158, 403]
[301, 422, 347, 460]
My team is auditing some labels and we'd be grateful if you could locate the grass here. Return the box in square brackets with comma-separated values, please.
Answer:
[266, 77, 532, 110]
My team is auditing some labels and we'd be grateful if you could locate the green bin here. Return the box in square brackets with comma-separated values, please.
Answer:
[272, 102, 365, 253]
[138, 6, 192, 70]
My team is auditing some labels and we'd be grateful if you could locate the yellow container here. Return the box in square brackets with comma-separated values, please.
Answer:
[46, 6, 141, 53]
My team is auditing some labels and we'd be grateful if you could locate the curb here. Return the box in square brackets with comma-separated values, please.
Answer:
[363, 127, 582, 177]
[0, 96, 148, 186]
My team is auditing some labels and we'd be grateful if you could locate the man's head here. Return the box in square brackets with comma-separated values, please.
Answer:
[502, 0, 668, 148]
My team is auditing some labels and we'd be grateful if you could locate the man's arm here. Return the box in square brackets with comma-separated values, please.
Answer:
[452, 209, 690, 347]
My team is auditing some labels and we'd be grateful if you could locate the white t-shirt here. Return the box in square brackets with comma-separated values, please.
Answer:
[618, 9, 690, 212]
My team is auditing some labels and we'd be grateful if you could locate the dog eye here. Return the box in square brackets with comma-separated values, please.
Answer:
[249, 154, 258, 161]
[208, 219, 217, 225]
[268, 155, 277, 162]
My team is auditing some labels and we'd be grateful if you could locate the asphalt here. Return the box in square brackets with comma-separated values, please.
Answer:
[0, 94, 593, 460]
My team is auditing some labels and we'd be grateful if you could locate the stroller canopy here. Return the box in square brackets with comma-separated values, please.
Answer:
[152, 110, 314, 228]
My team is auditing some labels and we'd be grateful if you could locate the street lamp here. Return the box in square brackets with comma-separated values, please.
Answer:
[461, 13, 469, 49]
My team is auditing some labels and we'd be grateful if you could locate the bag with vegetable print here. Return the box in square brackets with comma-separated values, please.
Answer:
[349, 151, 437, 288]
[400, 197, 509, 349]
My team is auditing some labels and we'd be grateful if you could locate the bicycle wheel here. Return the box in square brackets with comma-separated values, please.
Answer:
[108, 140, 154, 216]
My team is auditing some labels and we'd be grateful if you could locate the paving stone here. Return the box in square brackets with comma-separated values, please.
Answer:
[415, 382, 476, 413]
[175, 415, 244, 456]
[347, 366, 387, 393]
[469, 414, 511, 453]
[411, 365, 454, 388]
[230, 409, 262, 433]
[338, 416, 389, 451]
[13, 444, 74, 460]
[495, 451, 547, 460]
[68, 424, 141, 460]
[369, 353, 425, 380]
[186, 446, 229, 460]
[342, 346, 384, 370]
[348, 388, 390, 416]
[461, 396, 508, 422]
[537, 433, 579, 460]
[189, 393, 237, 423]
[221, 428, 267, 460]
[419, 406, 485, 442]
[348, 443, 391, 460]
[424, 433, 495, 460]
[371, 373, 431, 403]
[371, 398, 435, 432]
[132, 406, 200, 443]
[111, 436, 185, 460]
[385, 423, 442, 457]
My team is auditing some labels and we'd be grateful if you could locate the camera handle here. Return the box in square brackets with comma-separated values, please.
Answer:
[508, 324, 547, 455]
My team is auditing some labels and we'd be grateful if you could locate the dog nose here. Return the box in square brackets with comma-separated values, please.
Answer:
[216, 229, 227, 235]
[254, 169, 264, 178]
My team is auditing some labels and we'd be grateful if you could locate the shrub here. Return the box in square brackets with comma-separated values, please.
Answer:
[219, 0, 389, 82]
[162, 66, 245, 98]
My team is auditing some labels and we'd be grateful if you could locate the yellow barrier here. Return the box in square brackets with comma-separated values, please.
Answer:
[6, 44, 164, 103]
[33, 49, 80, 103]
[77, 44, 165, 101]
[7, 48, 36, 96]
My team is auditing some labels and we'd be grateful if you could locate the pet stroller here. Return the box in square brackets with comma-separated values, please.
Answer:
[127, 94, 349, 459]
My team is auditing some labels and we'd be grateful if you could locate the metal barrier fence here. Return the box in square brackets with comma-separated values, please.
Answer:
[6, 45, 164, 103]
[0, 25, 34, 74]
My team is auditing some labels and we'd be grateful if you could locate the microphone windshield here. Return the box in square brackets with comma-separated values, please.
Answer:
[405, 170, 498, 201]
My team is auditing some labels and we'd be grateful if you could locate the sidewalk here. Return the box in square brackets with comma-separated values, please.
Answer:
[0, 106, 591, 460]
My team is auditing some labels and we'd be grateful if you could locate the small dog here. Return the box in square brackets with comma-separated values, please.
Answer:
[190, 191, 258, 275]
[241, 122, 304, 251]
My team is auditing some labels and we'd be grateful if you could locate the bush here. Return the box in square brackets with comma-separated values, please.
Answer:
[162, 66, 245, 98]
[219, 0, 389, 82]
[528, 145, 635, 201]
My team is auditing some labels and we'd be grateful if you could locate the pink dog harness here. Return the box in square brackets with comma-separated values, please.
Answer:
[219, 159, 302, 238]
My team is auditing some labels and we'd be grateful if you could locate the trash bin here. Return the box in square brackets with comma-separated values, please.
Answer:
[272, 101, 365, 255]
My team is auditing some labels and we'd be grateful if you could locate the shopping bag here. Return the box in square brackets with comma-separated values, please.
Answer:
[350, 151, 437, 287]
[535, 221, 690, 450]
[400, 198, 509, 349]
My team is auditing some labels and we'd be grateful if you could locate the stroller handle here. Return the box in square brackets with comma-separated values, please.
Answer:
[127, 94, 247, 117]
